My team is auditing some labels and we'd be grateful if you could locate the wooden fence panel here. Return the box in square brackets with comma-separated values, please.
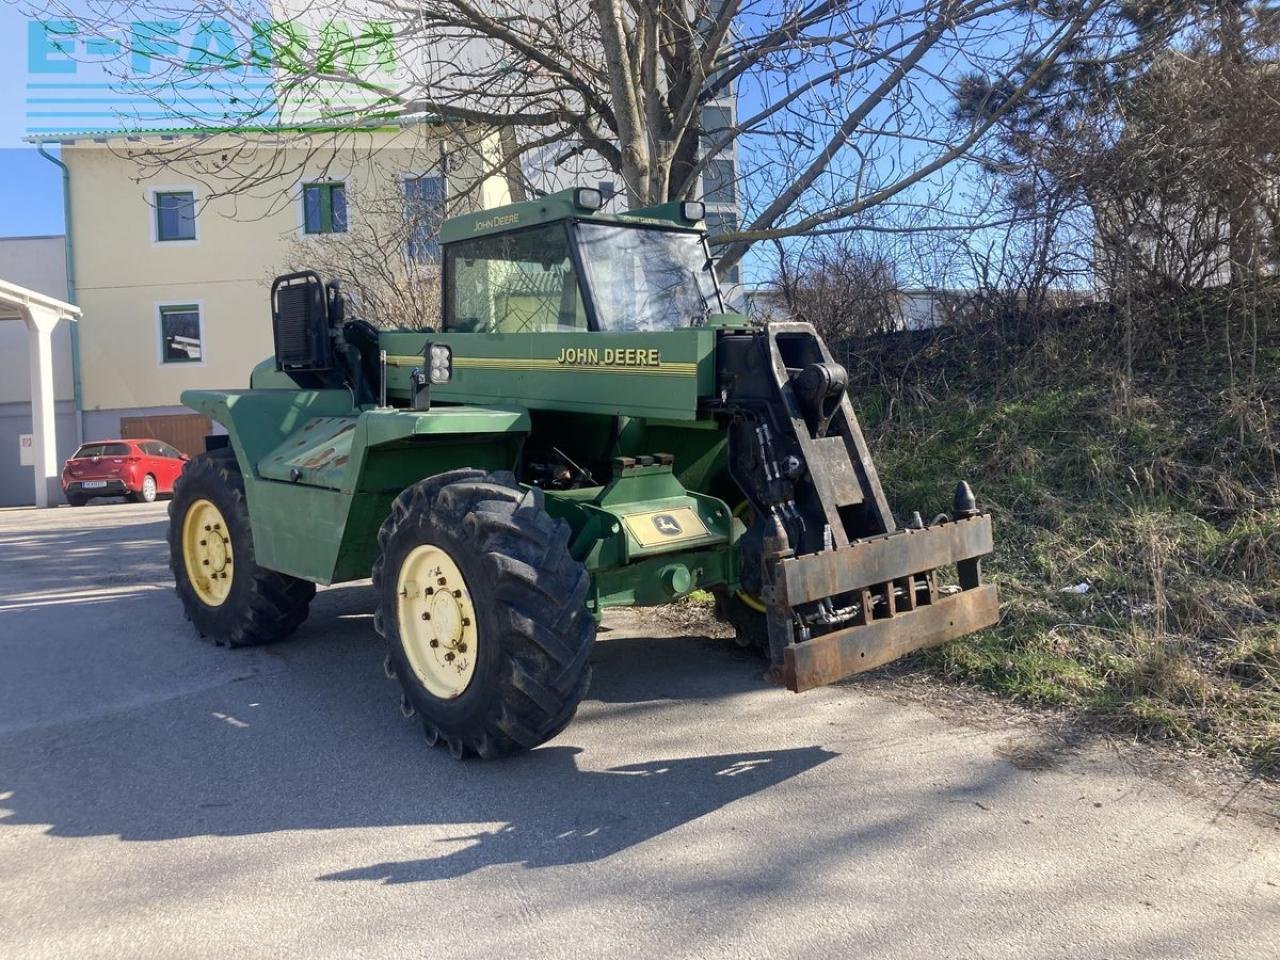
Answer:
[118, 413, 212, 455]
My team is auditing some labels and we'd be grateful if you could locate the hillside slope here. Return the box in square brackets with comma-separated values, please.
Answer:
[849, 298, 1280, 773]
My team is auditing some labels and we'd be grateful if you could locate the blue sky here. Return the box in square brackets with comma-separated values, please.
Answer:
[1, 5, 62, 236]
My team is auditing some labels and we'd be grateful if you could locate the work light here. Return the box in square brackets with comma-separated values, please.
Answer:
[680, 201, 706, 222]
[428, 343, 453, 384]
[573, 187, 604, 211]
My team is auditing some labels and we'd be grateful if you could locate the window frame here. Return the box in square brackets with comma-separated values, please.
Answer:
[156, 300, 206, 366]
[441, 220, 597, 333]
[150, 186, 199, 246]
[703, 157, 737, 205]
[402, 171, 447, 264]
[441, 219, 728, 333]
[301, 181, 349, 235]
[574, 221, 724, 331]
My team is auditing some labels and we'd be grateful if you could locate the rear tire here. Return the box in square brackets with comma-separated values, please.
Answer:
[66, 494, 87, 507]
[133, 474, 158, 503]
[374, 469, 595, 759]
[714, 588, 769, 654]
[168, 449, 316, 647]
[714, 498, 769, 654]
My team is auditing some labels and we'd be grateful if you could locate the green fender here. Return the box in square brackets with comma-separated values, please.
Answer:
[181, 388, 529, 584]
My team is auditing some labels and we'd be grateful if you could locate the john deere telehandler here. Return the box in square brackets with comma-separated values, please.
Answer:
[168, 186, 998, 759]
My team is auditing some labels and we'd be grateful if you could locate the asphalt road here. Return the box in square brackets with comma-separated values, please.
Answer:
[1, 501, 1277, 960]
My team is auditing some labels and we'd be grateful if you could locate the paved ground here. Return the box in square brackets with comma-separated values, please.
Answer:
[1, 501, 1277, 960]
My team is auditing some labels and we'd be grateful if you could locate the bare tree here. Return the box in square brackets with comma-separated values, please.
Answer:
[29, 0, 1110, 271]
[772, 235, 902, 352]
[274, 175, 443, 329]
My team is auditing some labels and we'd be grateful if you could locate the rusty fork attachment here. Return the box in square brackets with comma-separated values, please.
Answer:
[719, 322, 998, 692]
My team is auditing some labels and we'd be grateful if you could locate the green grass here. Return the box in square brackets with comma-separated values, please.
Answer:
[856, 299, 1280, 774]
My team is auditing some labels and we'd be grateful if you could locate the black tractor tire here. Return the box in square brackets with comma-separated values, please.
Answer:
[168, 449, 316, 647]
[713, 588, 769, 654]
[373, 469, 595, 760]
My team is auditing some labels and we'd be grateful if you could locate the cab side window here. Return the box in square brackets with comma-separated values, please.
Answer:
[444, 224, 588, 333]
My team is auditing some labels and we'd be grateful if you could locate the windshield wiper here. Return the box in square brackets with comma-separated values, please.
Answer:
[690, 268, 712, 326]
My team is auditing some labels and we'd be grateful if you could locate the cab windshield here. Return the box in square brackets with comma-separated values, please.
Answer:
[575, 224, 722, 331]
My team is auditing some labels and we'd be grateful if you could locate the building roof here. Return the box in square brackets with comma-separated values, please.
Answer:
[22, 116, 442, 145]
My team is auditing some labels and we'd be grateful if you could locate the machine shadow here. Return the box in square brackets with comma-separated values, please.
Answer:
[0, 516, 172, 596]
[318, 744, 836, 883]
[0, 576, 834, 876]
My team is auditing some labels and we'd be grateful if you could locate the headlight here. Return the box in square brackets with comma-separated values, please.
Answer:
[680, 200, 705, 222]
[573, 187, 604, 211]
[428, 343, 452, 384]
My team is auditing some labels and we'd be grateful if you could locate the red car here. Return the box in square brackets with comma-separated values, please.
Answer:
[62, 438, 189, 506]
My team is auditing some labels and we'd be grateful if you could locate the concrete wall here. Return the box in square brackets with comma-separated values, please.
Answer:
[0, 236, 75, 506]
[0, 236, 73, 405]
[64, 127, 511, 414]
[0, 400, 78, 507]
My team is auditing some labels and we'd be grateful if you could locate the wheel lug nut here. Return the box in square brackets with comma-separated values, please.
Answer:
[200, 539, 207, 546]
[202, 559, 209, 566]
[461, 617, 470, 627]
[421, 612, 431, 621]
[429, 639, 439, 648]
[425, 586, 434, 595]
[457, 642, 467, 653]
[452, 589, 462, 598]
[437, 577, 447, 586]
[444, 652, 455, 662]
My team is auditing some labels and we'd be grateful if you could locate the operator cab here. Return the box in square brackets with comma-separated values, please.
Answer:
[440, 188, 725, 334]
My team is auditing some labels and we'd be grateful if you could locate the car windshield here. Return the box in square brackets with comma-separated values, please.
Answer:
[73, 443, 129, 458]
[575, 224, 721, 331]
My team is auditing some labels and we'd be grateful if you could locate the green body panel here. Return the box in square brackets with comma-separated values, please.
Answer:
[540, 459, 734, 612]
[379, 328, 717, 421]
[182, 388, 528, 584]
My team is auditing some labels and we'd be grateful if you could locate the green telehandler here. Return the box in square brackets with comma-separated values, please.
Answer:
[168, 186, 998, 759]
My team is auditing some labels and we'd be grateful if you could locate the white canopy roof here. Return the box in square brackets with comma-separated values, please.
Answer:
[0, 277, 79, 324]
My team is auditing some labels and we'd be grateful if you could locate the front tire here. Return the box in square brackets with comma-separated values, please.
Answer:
[168, 450, 316, 647]
[374, 469, 595, 759]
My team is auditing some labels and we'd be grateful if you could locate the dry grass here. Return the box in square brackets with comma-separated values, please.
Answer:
[854, 292, 1280, 775]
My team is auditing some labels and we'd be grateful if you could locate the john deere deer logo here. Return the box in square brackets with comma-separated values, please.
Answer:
[652, 514, 683, 537]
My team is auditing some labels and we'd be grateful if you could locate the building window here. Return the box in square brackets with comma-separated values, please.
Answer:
[705, 212, 741, 285]
[155, 191, 196, 242]
[159, 304, 203, 363]
[303, 183, 347, 234]
[700, 105, 732, 156]
[404, 175, 444, 262]
[704, 158, 736, 204]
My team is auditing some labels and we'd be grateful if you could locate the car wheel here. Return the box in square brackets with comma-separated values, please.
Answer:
[133, 474, 158, 503]
[66, 493, 88, 507]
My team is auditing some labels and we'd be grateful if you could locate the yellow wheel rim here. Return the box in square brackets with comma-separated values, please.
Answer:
[182, 498, 234, 607]
[396, 543, 478, 700]
[732, 500, 767, 613]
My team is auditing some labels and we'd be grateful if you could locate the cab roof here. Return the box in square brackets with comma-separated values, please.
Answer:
[438, 188, 706, 245]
